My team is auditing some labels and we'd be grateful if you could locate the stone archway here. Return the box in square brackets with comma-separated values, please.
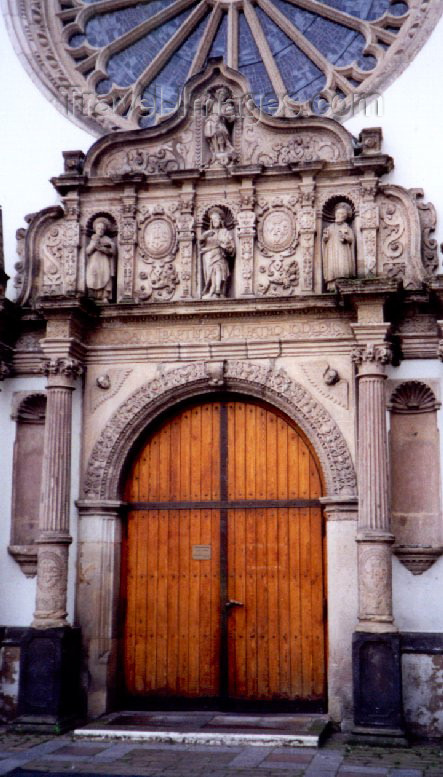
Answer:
[78, 361, 356, 717]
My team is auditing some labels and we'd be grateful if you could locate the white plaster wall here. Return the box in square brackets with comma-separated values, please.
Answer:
[0, 377, 82, 626]
[1, 12, 443, 279]
[387, 360, 443, 632]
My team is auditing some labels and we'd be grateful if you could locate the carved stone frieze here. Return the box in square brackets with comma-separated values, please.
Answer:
[83, 361, 356, 501]
[258, 258, 299, 297]
[244, 126, 345, 166]
[103, 134, 194, 177]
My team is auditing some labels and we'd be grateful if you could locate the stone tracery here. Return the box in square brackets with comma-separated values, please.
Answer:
[3, 1, 442, 135]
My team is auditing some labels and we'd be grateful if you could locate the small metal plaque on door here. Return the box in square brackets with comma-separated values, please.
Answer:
[192, 545, 212, 560]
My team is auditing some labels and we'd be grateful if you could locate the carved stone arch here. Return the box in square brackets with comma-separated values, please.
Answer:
[83, 361, 356, 502]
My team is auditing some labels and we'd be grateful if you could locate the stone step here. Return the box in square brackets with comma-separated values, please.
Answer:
[74, 711, 330, 748]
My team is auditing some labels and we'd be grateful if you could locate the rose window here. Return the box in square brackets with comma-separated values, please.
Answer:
[3, 0, 441, 134]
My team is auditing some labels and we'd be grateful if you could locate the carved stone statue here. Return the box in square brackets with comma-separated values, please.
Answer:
[86, 217, 117, 302]
[204, 86, 236, 167]
[322, 202, 355, 290]
[200, 208, 235, 299]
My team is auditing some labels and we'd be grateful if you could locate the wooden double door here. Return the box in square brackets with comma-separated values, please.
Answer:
[122, 398, 326, 708]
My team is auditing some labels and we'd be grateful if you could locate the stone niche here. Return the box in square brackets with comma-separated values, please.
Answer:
[388, 380, 443, 574]
[13, 62, 438, 309]
[8, 393, 47, 578]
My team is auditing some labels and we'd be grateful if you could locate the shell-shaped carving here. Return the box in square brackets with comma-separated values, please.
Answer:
[389, 381, 438, 414]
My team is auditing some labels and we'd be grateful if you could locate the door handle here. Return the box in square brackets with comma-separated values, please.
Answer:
[225, 600, 244, 610]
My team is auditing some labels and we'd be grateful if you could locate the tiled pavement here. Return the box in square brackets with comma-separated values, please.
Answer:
[0, 730, 441, 777]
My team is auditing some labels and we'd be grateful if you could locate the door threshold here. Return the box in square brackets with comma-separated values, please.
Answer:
[74, 710, 331, 748]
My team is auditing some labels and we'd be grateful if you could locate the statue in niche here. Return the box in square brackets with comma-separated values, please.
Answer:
[200, 208, 235, 299]
[204, 86, 236, 166]
[322, 202, 355, 291]
[86, 217, 117, 302]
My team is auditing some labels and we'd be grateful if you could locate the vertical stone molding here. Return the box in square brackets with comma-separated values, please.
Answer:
[352, 343, 396, 633]
[76, 502, 123, 718]
[32, 357, 83, 629]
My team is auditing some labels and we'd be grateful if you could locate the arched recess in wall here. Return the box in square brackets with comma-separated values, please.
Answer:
[388, 380, 443, 575]
[8, 393, 47, 578]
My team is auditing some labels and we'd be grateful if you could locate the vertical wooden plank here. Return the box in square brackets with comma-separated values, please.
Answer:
[245, 402, 257, 500]
[298, 436, 313, 697]
[234, 402, 246, 499]
[265, 410, 278, 499]
[177, 508, 190, 695]
[144, 510, 159, 692]
[198, 506, 212, 694]
[180, 408, 192, 501]
[211, 404, 221, 501]
[211, 508, 221, 695]
[256, 405, 267, 500]
[190, 405, 202, 501]
[277, 415, 288, 500]
[266, 507, 280, 694]
[166, 509, 179, 694]
[227, 508, 247, 698]
[288, 506, 302, 697]
[277, 507, 291, 697]
[169, 414, 181, 502]
[245, 507, 258, 699]
[255, 507, 268, 698]
[188, 507, 201, 694]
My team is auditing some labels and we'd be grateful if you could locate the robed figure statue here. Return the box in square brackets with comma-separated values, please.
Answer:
[86, 217, 117, 302]
[322, 202, 355, 291]
[200, 208, 235, 299]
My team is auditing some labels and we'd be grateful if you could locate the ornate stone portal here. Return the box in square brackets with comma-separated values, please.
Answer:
[3, 62, 443, 736]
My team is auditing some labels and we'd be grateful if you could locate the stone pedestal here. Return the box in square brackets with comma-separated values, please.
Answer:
[16, 627, 82, 733]
[351, 342, 405, 741]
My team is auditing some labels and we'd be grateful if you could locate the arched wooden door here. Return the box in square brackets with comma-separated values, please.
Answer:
[121, 398, 326, 709]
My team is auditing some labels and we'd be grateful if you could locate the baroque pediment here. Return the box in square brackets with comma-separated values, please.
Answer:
[14, 63, 439, 308]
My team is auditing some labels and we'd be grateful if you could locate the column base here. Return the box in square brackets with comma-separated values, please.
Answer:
[352, 632, 405, 741]
[14, 626, 84, 734]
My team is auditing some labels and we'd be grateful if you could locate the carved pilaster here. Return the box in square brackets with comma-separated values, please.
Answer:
[359, 178, 379, 277]
[32, 357, 83, 629]
[353, 342, 396, 633]
[177, 191, 195, 299]
[299, 184, 316, 291]
[237, 209, 255, 296]
[63, 192, 80, 294]
[118, 188, 137, 301]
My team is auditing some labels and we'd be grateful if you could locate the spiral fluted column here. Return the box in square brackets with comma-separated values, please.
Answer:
[32, 357, 83, 629]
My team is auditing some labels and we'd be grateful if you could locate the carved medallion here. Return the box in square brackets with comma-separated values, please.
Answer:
[257, 204, 298, 258]
[143, 218, 175, 260]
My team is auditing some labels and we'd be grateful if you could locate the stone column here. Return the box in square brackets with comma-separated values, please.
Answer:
[352, 342, 395, 633]
[32, 357, 83, 628]
[351, 341, 405, 741]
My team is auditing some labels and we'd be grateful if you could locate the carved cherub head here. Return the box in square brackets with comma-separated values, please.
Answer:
[334, 202, 353, 224]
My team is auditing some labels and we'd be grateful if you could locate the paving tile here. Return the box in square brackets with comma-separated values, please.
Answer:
[228, 746, 272, 768]
[264, 752, 314, 764]
[388, 771, 423, 777]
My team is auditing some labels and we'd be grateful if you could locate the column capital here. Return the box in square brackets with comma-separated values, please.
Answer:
[351, 342, 392, 374]
[41, 357, 83, 387]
